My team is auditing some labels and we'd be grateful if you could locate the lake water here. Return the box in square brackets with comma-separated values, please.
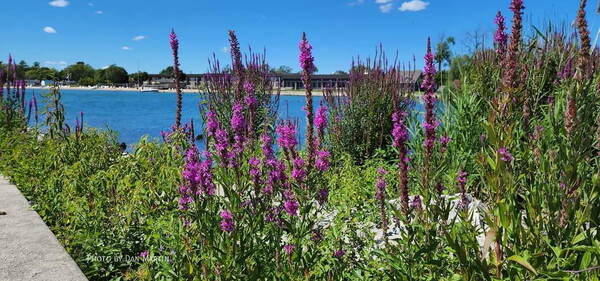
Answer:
[24, 89, 322, 149]
[24, 89, 430, 150]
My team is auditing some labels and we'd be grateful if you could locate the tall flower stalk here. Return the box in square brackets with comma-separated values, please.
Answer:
[375, 167, 388, 245]
[229, 30, 245, 100]
[392, 111, 410, 215]
[421, 37, 438, 196]
[170, 29, 182, 128]
[494, 11, 508, 60]
[300, 32, 316, 168]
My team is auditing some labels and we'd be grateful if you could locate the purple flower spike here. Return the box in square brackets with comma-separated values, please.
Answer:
[220, 210, 235, 233]
[493, 11, 508, 57]
[283, 244, 295, 255]
[333, 248, 346, 261]
[421, 38, 438, 160]
[315, 150, 330, 171]
[284, 189, 299, 216]
[498, 147, 514, 163]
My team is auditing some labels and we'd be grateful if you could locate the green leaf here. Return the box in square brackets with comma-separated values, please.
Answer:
[507, 255, 537, 275]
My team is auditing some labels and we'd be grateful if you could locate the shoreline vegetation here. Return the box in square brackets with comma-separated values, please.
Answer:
[1, 0, 599, 280]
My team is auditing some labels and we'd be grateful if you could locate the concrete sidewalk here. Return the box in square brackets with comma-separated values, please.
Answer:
[0, 175, 87, 281]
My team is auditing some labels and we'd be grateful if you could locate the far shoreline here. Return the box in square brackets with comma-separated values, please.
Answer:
[27, 86, 326, 97]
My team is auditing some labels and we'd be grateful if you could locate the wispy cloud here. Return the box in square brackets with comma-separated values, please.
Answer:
[88, 2, 94, 6]
[379, 3, 394, 13]
[132, 35, 147, 41]
[44, 61, 67, 66]
[222, 47, 230, 53]
[49, 0, 69, 8]
[43, 26, 57, 33]
[375, 0, 393, 3]
[94, 10, 103, 14]
[399, 0, 428, 12]
[122, 46, 133, 50]
[348, 0, 365, 6]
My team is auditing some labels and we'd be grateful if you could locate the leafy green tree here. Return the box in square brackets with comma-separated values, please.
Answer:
[24, 67, 58, 81]
[78, 77, 95, 86]
[435, 36, 456, 71]
[61, 62, 95, 83]
[129, 72, 149, 86]
[159, 66, 186, 81]
[103, 64, 129, 84]
[333, 70, 348, 75]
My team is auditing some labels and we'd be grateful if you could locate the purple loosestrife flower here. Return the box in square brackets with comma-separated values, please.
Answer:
[558, 57, 573, 81]
[435, 182, 446, 195]
[261, 132, 274, 160]
[140, 251, 149, 259]
[333, 248, 346, 261]
[291, 157, 306, 182]
[206, 111, 219, 137]
[228, 30, 245, 99]
[457, 170, 469, 210]
[502, 0, 524, 104]
[392, 111, 410, 214]
[220, 210, 235, 233]
[316, 188, 329, 205]
[265, 206, 284, 227]
[170, 29, 182, 128]
[411, 195, 422, 212]
[440, 134, 450, 153]
[243, 80, 255, 94]
[249, 156, 262, 193]
[283, 244, 295, 255]
[375, 168, 387, 200]
[498, 147, 514, 163]
[375, 167, 389, 244]
[231, 102, 246, 157]
[214, 128, 230, 166]
[494, 11, 508, 58]
[276, 121, 298, 151]
[284, 189, 299, 216]
[315, 150, 330, 171]
[311, 229, 323, 242]
[300, 32, 316, 168]
[421, 38, 438, 161]
[199, 151, 216, 196]
[315, 103, 328, 146]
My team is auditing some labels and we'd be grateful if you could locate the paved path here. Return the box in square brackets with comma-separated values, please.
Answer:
[0, 175, 87, 281]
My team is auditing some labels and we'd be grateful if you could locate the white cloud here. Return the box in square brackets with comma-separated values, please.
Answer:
[94, 10, 103, 14]
[43, 26, 57, 33]
[375, 0, 393, 3]
[348, 0, 365, 6]
[44, 61, 67, 65]
[222, 47, 230, 53]
[132, 35, 147, 41]
[122, 46, 133, 50]
[102, 66, 109, 70]
[399, 0, 428, 12]
[379, 3, 394, 13]
[88, 2, 94, 6]
[49, 0, 69, 8]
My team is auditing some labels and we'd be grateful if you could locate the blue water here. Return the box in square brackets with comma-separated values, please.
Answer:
[24, 89, 322, 149]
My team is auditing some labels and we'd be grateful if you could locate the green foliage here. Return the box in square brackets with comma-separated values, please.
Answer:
[62, 62, 96, 83]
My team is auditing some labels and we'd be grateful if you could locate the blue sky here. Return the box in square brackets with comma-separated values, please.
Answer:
[2, 0, 599, 74]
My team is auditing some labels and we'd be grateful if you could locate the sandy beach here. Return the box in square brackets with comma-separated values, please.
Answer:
[28, 86, 325, 96]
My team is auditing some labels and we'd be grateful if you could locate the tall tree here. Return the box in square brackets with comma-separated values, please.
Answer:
[62, 62, 95, 83]
[434, 36, 456, 71]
